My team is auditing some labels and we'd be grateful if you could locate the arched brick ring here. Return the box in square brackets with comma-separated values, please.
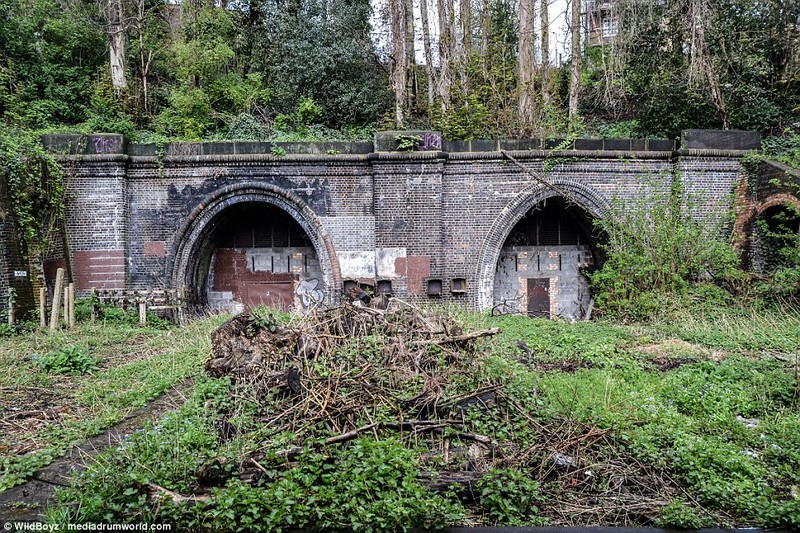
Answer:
[732, 193, 800, 251]
[168, 182, 341, 306]
[475, 179, 612, 310]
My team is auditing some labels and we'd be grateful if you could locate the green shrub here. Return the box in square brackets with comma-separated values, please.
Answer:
[655, 501, 712, 528]
[477, 468, 545, 526]
[32, 345, 98, 375]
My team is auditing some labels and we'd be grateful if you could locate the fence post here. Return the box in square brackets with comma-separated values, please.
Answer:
[39, 287, 47, 328]
[63, 285, 69, 324]
[6, 287, 15, 326]
[90, 288, 97, 323]
[49, 268, 64, 331]
[68, 283, 75, 328]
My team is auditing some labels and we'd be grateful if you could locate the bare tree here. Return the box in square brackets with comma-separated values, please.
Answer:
[391, 0, 408, 126]
[419, 0, 437, 109]
[686, 0, 728, 128]
[132, 0, 154, 114]
[540, 0, 550, 105]
[404, 0, 416, 111]
[518, 0, 537, 129]
[99, 0, 128, 93]
[458, 0, 473, 94]
[437, 0, 454, 110]
[568, 0, 581, 125]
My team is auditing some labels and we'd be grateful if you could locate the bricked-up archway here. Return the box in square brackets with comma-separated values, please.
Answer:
[744, 198, 800, 273]
[493, 197, 602, 320]
[476, 180, 611, 312]
[170, 184, 341, 311]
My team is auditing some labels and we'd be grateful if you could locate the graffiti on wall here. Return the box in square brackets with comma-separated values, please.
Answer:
[295, 278, 324, 310]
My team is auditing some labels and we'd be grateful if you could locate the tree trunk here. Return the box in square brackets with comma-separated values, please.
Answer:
[391, 0, 407, 126]
[102, 0, 128, 93]
[568, 0, 581, 125]
[458, 0, 472, 94]
[437, 0, 453, 110]
[479, 0, 490, 79]
[540, 0, 550, 105]
[419, 0, 437, 109]
[518, 0, 536, 130]
[404, 0, 416, 112]
[687, 0, 728, 129]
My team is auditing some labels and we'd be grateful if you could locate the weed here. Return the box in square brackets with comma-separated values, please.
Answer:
[395, 134, 422, 151]
[32, 345, 98, 375]
[477, 469, 545, 526]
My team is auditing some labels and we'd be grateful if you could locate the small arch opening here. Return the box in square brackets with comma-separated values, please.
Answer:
[749, 204, 800, 274]
[492, 197, 602, 320]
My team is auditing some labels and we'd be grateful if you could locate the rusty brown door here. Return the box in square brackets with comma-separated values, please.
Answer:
[527, 278, 550, 318]
[244, 282, 295, 311]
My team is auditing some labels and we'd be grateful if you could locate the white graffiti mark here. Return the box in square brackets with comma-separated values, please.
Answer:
[93, 137, 119, 153]
[418, 132, 442, 151]
[296, 278, 324, 310]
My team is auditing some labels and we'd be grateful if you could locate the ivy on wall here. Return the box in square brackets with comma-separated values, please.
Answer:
[0, 129, 65, 307]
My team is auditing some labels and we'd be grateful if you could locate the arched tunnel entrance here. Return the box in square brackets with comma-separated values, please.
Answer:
[748, 203, 800, 274]
[492, 197, 601, 320]
[185, 202, 324, 313]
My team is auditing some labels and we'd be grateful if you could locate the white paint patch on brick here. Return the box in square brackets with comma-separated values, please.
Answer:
[375, 247, 406, 278]
[338, 251, 376, 278]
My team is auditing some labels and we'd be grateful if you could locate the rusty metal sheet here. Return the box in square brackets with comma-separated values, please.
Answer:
[244, 282, 295, 311]
[527, 278, 550, 318]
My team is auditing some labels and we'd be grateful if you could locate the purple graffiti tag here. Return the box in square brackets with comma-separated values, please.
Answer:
[93, 137, 119, 154]
[418, 132, 442, 151]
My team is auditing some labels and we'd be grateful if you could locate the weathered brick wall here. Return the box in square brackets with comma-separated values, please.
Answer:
[26, 132, 764, 314]
[124, 153, 373, 306]
[62, 158, 128, 290]
[0, 209, 8, 314]
[0, 175, 35, 317]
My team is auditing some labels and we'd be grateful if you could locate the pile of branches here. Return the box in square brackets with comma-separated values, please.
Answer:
[203, 301, 684, 525]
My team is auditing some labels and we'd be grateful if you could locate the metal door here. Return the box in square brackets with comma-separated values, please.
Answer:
[527, 278, 550, 318]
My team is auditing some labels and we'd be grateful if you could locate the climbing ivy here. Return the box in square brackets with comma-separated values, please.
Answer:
[0, 129, 65, 277]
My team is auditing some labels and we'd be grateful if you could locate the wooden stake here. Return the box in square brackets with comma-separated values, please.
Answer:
[7, 292, 14, 326]
[139, 301, 147, 326]
[49, 268, 64, 331]
[63, 286, 69, 324]
[68, 283, 75, 328]
[39, 287, 47, 328]
[90, 288, 96, 323]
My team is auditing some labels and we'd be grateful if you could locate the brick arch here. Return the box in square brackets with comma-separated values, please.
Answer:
[475, 179, 612, 310]
[732, 193, 800, 252]
[169, 183, 341, 306]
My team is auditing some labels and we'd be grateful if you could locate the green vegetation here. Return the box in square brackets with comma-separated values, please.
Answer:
[38, 303, 799, 529]
[0, 315, 226, 491]
[32, 345, 98, 375]
[0, 0, 797, 141]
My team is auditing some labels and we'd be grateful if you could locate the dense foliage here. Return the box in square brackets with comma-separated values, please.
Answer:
[0, 0, 797, 140]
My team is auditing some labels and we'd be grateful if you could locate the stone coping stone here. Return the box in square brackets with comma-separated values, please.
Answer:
[374, 130, 444, 152]
[129, 141, 373, 157]
[682, 129, 761, 150]
[42, 133, 127, 155]
[43, 131, 762, 157]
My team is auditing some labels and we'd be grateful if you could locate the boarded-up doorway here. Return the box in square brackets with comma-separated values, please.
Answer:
[527, 278, 550, 318]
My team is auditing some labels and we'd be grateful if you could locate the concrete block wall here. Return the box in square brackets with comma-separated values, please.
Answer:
[493, 245, 594, 320]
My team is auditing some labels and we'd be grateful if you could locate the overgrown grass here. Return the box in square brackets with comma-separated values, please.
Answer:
[0, 315, 227, 491]
[43, 307, 800, 529]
